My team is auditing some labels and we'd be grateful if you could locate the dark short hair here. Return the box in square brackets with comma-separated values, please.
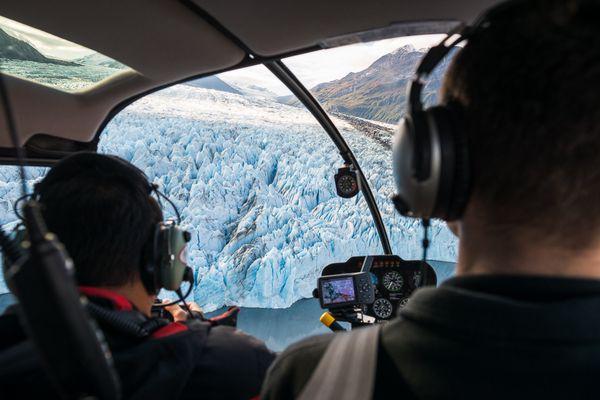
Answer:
[35, 152, 163, 287]
[442, 0, 600, 248]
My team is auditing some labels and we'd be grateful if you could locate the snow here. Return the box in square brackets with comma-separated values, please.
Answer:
[0, 58, 128, 92]
[0, 166, 48, 293]
[0, 84, 457, 311]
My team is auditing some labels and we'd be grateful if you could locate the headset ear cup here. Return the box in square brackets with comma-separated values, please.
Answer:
[393, 111, 441, 218]
[140, 224, 161, 294]
[428, 105, 470, 220]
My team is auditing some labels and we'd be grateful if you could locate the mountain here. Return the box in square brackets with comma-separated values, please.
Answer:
[0, 28, 79, 66]
[74, 53, 125, 69]
[225, 81, 278, 99]
[186, 75, 278, 98]
[235, 83, 278, 99]
[280, 45, 453, 124]
[186, 75, 242, 95]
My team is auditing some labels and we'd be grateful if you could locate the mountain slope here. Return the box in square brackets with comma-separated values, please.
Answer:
[186, 75, 242, 95]
[0, 28, 78, 66]
[223, 81, 278, 99]
[281, 45, 452, 124]
[74, 53, 125, 69]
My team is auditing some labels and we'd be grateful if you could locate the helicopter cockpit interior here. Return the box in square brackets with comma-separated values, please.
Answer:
[5, 0, 578, 398]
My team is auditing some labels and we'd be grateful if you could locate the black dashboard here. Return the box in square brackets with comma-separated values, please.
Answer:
[320, 255, 436, 322]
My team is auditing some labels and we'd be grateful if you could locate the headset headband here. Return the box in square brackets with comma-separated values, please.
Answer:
[408, 0, 526, 114]
[149, 183, 182, 224]
[407, 23, 468, 114]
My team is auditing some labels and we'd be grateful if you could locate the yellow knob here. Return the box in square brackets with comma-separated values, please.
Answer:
[320, 312, 336, 327]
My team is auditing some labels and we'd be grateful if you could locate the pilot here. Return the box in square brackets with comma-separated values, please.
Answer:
[0, 153, 275, 399]
[261, 0, 600, 398]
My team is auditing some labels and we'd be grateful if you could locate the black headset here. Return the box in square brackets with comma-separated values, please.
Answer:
[392, 0, 521, 221]
[9, 154, 193, 296]
[141, 183, 193, 295]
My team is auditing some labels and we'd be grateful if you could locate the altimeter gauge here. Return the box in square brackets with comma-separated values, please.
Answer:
[383, 271, 404, 292]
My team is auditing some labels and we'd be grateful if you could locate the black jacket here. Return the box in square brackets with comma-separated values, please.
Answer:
[0, 288, 275, 399]
[262, 275, 600, 399]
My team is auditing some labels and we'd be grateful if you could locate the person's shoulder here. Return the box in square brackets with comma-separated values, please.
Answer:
[208, 324, 272, 351]
[179, 324, 276, 399]
[204, 325, 276, 373]
[261, 333, 335, 400]
[276, 333, 334, 367]
[268, 333, 334, 379]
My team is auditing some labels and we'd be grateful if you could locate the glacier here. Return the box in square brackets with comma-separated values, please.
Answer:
[98, 84, 457, 311]
[0, 83, 457, 312]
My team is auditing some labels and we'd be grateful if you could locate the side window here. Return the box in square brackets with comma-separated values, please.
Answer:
[0, 15, 131, 93]
[284, 35, 458, 280]
[0, 166, 48, 295]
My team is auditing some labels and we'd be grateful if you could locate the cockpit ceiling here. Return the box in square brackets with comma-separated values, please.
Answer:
[193, 0, 499, 57]
[0, 0, 501, 151]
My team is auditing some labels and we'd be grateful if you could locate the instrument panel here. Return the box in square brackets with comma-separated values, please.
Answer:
[320, 255, 436, 321]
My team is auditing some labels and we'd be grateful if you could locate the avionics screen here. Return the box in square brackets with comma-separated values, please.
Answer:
[321, 277, 356, 305]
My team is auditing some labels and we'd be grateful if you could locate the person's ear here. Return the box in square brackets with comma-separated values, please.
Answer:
[447, 221, 460, 238]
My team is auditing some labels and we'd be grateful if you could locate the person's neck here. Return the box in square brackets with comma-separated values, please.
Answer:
[456, 222, 600, 279]
[101, 280, 155, 316]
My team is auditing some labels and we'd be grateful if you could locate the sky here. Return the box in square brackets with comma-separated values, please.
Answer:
[218, 34, 446, 96]
[0, 15, 94, 60]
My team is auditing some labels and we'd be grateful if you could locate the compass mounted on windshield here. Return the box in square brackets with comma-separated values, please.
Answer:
[334, 164, 360, 198]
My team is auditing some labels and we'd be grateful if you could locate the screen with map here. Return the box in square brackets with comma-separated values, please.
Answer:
[321, 277, 356, 305]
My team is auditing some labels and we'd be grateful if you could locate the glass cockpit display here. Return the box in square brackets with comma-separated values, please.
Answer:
[318, 272, 375, 308]
[320, 277, 356, 305]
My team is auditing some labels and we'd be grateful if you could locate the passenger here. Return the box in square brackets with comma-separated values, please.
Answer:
[261, 1, 600, 398]
[0, 153, 275, 399]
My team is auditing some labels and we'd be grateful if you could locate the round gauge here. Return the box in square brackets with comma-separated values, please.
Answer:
[337, 174, 357, 196]
[372, 298, 393, 319]
[398, 298, 410, 308]
[383, 271, 404, 292]
[370, 272, 378, 285]
[413, 271, 423, 287]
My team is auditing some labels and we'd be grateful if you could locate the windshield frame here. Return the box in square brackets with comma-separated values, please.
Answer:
[265, 60, 392, 254]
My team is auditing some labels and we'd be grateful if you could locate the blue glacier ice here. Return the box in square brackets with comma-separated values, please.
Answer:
[0, 84, 457, 312]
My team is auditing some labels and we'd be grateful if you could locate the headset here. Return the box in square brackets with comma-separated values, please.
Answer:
[141, 183, 194, 296]
[8, 154, 194, 297]
[392, 0, 522, 221]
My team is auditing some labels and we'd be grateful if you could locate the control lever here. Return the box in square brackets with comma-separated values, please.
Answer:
[320, 312, 346, 332]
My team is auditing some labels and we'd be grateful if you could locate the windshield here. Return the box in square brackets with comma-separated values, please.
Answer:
[283, 35, 458, 273]
[98, 65, 376, 347]
[0, 15, 131, 92]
